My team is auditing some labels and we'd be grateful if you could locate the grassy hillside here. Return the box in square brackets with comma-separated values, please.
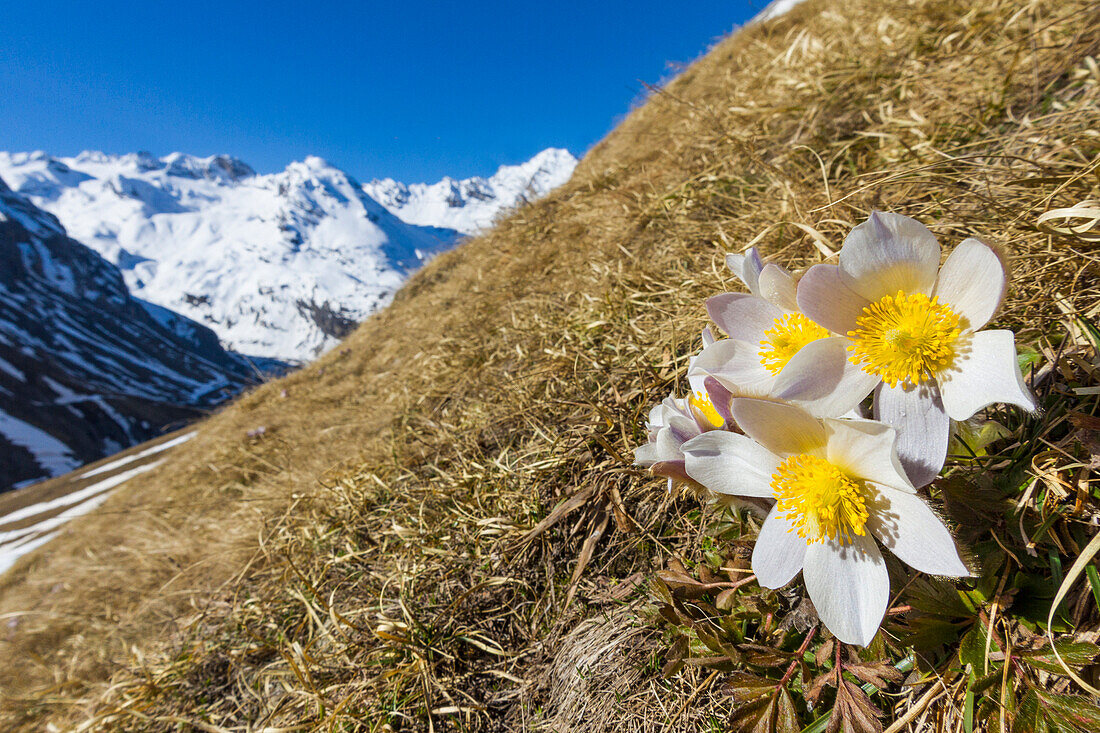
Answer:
[2, 0, 1099, 729]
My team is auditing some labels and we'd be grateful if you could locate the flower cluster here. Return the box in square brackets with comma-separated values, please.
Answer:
[634, 211, 1037, 645]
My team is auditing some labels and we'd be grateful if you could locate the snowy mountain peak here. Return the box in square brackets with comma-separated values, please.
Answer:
[363, 147, 578, 235]
[0, 151, 462, 361]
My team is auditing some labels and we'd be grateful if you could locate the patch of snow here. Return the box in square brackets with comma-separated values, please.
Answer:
[80, 432, 195, 479]
[0, 459, 165, 577]
[751, 0, 809, 23]
[0, 531, 59, 575]
[0, 409, 80, 477]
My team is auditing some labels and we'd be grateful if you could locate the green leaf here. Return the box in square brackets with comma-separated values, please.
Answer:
[1018, 640, 1100, 675]
[898, 615, 968, 652]
[1033, 689, 1100, 732]
[1013, 690, 1049, 733]
[906, 575, 975, 618]
[959, 624, 992, 672]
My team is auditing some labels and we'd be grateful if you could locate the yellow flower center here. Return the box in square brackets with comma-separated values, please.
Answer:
[846, 291, 961, 387]
[758, 313, 830, 375]
[688, 391, 724, 429]
[772, 454, 869, 544]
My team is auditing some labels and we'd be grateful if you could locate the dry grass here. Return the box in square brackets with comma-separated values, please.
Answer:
[2, 0, 1099, 729]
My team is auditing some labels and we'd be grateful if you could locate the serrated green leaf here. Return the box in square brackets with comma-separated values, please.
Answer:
[906, 575, 974, 618]
[1019, 640, 1100, 675]
[1034, 689, 1100, 732]
[1013, 690, 1048, 733]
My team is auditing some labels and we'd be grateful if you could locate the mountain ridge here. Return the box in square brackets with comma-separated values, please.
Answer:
[0, 175, 270, 489]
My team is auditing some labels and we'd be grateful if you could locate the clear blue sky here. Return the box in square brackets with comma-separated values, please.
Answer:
[1, 1, 765, 183]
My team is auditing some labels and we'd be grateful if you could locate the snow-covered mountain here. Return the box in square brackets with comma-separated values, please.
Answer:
[0, 176, 271, 490]
[363, 148, 578, 235]
[0, 151, 461, 361]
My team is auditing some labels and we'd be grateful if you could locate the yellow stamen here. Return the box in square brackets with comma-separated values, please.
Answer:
[758, 313, 830, 375]
[772, 454, 869, 544]
[688, 391, 724, 429]
[847, 291, 961, 387]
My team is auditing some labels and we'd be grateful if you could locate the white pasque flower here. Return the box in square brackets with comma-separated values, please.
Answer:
[689, 248, 879, 418]
[797, 211, 1037, 487]
[682, 398, 969, 646]
[633, 383, 727, 490]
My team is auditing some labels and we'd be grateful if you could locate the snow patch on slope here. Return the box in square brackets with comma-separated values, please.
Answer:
[0, 410, 79, 477]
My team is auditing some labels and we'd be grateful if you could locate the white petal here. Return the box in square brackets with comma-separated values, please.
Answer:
[689, 339, 775, 397]
[667, 415, 701, 445]
[839, 211, 941, 300]
[727, 248, 765, 295]
[867, 486, 970, 577]
[938, 330, 1037, 420]
[933, 238, 1006, 331]
[757, 264, 799, 312]
[706, 293, 784, 343]
[655, 425, 687, 460]
[771, 336, 880, 418]
[803, 533, 889, 646]
[823, 417, 915, 493]
[796, 264, 870, 335]
[730, 398, 826, 456]
[682, 431, 780, 497]
[634, 442, 661, 466]
[873, 381, 950, 488]
[751, 511, 807, 588]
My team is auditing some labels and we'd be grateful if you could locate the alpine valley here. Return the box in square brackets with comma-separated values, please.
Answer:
[0, 148, 576, 488]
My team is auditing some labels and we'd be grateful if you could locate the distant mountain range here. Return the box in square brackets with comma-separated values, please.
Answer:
[0, 147, 576, 488]
[0, 176, 274, 490]
[364, 148, 577, 235]
[0, 148, 577, 362]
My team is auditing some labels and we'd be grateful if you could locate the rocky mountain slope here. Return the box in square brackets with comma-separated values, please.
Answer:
[0, 177, 269, 490]
[362, 147, 578, 235]
[0, 149, 576, 361]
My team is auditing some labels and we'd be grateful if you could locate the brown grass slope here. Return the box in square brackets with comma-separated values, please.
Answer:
[3, 0, 1100, 728]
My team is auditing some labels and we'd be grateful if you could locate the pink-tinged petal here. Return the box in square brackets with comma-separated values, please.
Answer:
[650, 459, 691, 485]
[873, 381, 949, 489]
[757, 263, 799, 312]
[867, 486, 970, 577]
[703, 376, 734, 425]
[839, 211, 941, 300]
[707, 293, 784, 343]
[752, 511, 807, 588]
[796, 264, 870, 335]
[666, 416, 701, 445]
[803, 533, 889, 646]
[689, 339, 775, 398]
[730, 398, 827, 456]
[938, 330, 1037, 420]
[771, 336, 880, 418]
[682, 431, 780, 497]
[933, 238, 1006, 331]
[823, 417, 915, 493]
[727, 249, 765, 295]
